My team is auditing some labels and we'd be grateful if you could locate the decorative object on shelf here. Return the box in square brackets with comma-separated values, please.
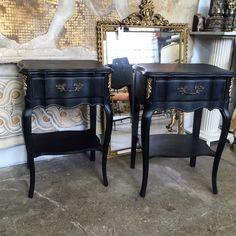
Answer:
[224, 0, 236, 31]
[205, 0, 225, 31]
[192, 13, 206, 31]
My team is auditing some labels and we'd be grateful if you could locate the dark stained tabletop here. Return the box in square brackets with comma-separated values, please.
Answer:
[18, 60, 112, 73]
[133, 63, 235, 78]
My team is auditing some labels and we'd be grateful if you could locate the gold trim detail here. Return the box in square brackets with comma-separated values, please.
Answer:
[108, 74, 112, 93]
[229, 78, 234, 97]
[177, 85, 205, 95]
[146, 78, 152, 99]
[19, 73, 28, 96]
[56, 82, 84, 93]
[97, 20, 120, 63]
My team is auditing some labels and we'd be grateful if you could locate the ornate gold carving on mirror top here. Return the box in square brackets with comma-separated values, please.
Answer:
[122, 0, 169, 26]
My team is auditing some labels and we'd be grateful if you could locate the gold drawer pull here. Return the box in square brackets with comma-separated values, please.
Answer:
[56, 82, 84, 92]
[177, 85, 204, 95]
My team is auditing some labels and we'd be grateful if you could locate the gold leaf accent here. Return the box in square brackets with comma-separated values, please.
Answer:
[108, 74, 112, 93]
[146, 78, 152, 99]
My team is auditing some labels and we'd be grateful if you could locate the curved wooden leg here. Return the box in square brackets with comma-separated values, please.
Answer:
[90, 106, 96, 162]
[22, 108, 32, 169]
[102, 103, 113, 187]
[190, 108, 203, 167]
[212, 108, 230, 194]
[131, 99, 140, 169]
[22, 108, 35, 197]
[140, 109, 152, 197]
[28, 155, 35, 198]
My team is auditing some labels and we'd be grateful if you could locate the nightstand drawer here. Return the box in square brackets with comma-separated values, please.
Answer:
[151, 79, 227, 102]
[32, 77, 105, 99]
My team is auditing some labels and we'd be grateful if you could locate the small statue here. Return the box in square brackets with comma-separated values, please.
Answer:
[192, 14, 205, 31]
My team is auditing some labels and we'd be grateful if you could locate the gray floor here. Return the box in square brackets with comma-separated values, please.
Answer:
[1, 120, 236, 235]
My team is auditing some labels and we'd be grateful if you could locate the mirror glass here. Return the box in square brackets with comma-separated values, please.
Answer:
[104, 28, 183, 65]
[97, 0, 188, 155]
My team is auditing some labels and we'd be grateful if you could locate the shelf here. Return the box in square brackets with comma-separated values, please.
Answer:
[190, 31, 236, 38]
[31, 129, 102, 157]
[143, 134, 215, 158]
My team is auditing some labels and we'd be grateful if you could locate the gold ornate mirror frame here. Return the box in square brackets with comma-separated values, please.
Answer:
[97, 0, 189, 155]
[97, 0, 189, 64]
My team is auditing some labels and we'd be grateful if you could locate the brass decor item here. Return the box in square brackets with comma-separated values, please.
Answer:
[97, 0, 189, 155]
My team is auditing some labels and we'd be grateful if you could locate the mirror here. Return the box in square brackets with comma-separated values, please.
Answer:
[97, 0, 189, 155]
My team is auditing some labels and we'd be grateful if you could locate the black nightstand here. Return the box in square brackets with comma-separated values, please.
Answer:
[18, 60, 113, 198]
[131, 63, 235, 197]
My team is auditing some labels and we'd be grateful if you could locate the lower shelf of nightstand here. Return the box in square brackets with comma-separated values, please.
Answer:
[141, 134, 215, 158]
[31, 129, 102, 157]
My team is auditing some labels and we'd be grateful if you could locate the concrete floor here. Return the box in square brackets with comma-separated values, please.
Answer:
[0, 142, 236, 235]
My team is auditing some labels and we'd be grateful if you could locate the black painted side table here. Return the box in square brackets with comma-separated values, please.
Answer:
[18, 60, 113, 198]
[131, 63, 235, 197]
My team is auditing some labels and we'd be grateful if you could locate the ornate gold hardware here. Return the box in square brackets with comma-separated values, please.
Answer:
[177, 85, 205, 95]
[18, 73, 28, 96]
[108, 74, 112, 93]
[56, 82, 84, 93]
[229, 78, 234, 97]
[146, 78, 152, 99]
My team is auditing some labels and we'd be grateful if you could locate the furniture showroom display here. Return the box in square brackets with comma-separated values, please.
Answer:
[18, 60, 112, 198]
[131, 63, 235, 197]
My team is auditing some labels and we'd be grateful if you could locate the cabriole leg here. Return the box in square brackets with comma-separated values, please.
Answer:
[102, 103, 113, 186]
[131, 98, 140, 169]
[190, 108, 203, 167]
[212, 108, 230, 194]
[140, 109, 152, 197]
